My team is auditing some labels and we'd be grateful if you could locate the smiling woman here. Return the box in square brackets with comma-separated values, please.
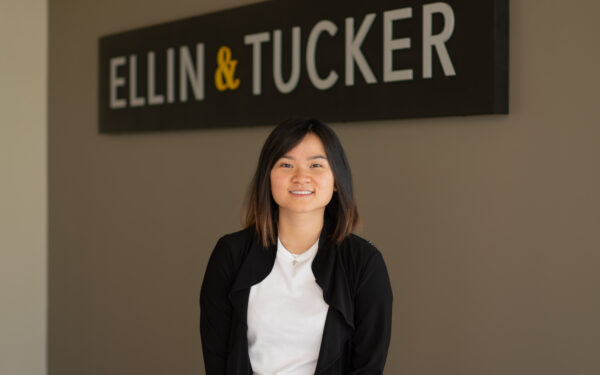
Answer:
[269, 133, 336, 220]
[244, 118, 360, 248]
[200, 118, 393, 375]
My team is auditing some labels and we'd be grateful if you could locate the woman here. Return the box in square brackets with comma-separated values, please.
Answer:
[200, 118, 393, 375]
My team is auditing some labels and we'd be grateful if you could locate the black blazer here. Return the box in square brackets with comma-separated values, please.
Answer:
[200, 225, 393, 374]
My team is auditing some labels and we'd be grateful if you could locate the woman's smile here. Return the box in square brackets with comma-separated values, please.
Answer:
[289, 189, 314, 196]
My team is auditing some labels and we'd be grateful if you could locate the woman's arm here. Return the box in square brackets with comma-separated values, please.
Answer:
[349, 250, 393, 374]
[200, 237, 234, 375]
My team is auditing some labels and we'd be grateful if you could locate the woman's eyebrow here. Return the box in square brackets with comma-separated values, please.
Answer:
[281, 155, 328, 160]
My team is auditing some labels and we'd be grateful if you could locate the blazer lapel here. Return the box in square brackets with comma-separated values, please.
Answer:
[313, 227, 354, 374]
[227, 234, 276, 327]
[312, 229, 355, 329]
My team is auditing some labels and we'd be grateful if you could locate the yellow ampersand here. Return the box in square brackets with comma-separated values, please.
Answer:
[215, 46, 240, 91]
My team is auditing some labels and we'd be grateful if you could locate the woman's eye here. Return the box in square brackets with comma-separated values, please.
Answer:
[311, 163, 323, 168]
[280, 163, 292, 168]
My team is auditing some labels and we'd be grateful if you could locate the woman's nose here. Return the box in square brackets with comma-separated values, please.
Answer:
[292, 168, 311, 183]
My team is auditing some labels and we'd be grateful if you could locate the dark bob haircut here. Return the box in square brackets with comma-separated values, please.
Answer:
[244, 118, 360, 247]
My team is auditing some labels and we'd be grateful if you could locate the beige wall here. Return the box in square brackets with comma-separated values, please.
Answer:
[49, 1, 600, 374]
[0, 0, 47, 374]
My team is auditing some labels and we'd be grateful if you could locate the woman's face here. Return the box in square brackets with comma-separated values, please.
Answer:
[270, 133, 336, 218]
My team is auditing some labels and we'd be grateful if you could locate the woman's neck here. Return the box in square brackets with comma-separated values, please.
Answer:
[277, 211, 324, 254]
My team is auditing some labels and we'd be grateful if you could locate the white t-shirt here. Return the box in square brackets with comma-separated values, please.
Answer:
[247, 238, 329, 375]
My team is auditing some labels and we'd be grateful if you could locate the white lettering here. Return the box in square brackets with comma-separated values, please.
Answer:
[273, 27, 301, 94]
[166, 48, 175, 103]
[383, 8, 413, 82]
[423, 2, 456, 78]
[129, 55, 145, 107]
[147, 52, 164, 105]
[179, 44, 205, 102]
[306, 20, 338, 90]
[345, 14, 377, 86]
[244, 32, 270, 95]
[109, 56, 126, 109]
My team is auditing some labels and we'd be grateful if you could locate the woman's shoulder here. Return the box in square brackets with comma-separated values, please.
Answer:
[336, 232, 385, 267]
[209, 227, 256, 263]
[217, 227, 255, 245]
[340, 233, 380, 254]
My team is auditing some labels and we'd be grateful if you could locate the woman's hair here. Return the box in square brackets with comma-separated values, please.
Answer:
[244, 117, 360, 247]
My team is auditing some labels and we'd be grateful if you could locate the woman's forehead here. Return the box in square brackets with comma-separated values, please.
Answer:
[282, 133, 327, 157]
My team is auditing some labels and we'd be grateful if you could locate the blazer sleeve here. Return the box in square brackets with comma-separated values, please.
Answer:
[348, 250, 393, 374]
[200, 237, 235, 375]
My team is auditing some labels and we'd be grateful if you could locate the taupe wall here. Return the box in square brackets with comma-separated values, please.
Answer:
[1, 1, 47, 374]
[49, 1, 600, 374]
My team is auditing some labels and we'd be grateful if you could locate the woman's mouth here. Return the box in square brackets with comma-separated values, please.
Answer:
[289, 190, 314, 196]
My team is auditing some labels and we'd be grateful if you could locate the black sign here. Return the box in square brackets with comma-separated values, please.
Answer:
[99, 0, 508, 133]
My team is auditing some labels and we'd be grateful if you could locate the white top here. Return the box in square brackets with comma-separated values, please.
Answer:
[247, 238, 329, 375]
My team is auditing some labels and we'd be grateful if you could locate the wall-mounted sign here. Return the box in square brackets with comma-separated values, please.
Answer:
[99, 0, 508, 133]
